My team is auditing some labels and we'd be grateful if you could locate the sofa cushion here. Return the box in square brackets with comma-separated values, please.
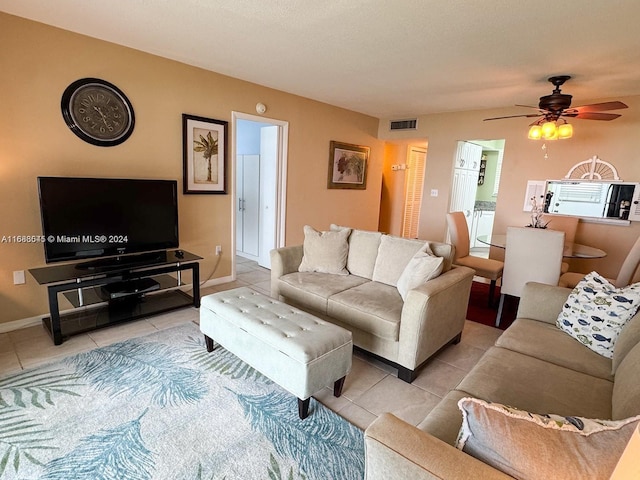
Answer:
[418, 389, 471, 446]
[327, 281, 403, 341]
[457, 347, 613, 420]
[396, 245, 444, 301]
[298, 225, 351, 275]
[613, 311, 640, 373]
[556, 272, 640, 358]
[496, 318, 613, 380]
[612, 342, 640, 420]
[330, 224, 383, 279]
[277, 272, 369, 314]
[372, 236, 426, 287]
[456, 397, 639, 480]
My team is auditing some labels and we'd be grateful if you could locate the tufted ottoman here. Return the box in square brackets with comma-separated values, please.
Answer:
[200, 287, 353, 419]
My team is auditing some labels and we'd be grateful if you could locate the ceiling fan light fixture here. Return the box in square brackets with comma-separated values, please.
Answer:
[528, 124, 543, 140]
[541, 120, 558, 139]
[558, 122, 573, 139]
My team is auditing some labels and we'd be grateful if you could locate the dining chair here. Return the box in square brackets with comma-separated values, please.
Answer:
[446, 211, 504, 306]
[496, 227, 565, 326]
[558, 235, 640, 289]
[545, 215, 579, 273]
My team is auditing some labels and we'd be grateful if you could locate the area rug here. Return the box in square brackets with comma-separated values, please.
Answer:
[466, 281, 517, 330]
[0, 323, 364, 480]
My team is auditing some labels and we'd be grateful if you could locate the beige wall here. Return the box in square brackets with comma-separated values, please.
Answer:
[0, 13, 383, 326]
[379, 97, 640, 281]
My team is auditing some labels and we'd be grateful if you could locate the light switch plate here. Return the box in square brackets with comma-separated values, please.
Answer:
[430, 189, 438, 197]
[13, 270, 26, 285]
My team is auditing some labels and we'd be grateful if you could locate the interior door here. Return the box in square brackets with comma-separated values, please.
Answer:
[259, 126, 278, 268]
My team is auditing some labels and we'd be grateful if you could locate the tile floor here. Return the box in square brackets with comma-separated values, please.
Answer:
[0, 256, 502, 431]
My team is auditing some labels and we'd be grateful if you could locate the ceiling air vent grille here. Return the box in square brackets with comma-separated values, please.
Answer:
[390, 119, 418, 131]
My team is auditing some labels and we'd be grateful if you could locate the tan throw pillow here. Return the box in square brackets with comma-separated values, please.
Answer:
[298, 225, 351, 275]
[396, 245, 444, 301]
[456, 397, 640, 480]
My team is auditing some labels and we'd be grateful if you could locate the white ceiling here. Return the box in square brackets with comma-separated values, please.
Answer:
[2, 0, 640, 119]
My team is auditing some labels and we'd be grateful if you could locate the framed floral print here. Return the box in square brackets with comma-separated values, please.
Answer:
[327, 141, 369, 190]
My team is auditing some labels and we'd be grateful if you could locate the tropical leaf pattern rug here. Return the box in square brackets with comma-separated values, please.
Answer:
[0, 323, 364, 479]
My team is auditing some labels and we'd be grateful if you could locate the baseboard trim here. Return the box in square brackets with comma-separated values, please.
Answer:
[0, 315, 44, 334]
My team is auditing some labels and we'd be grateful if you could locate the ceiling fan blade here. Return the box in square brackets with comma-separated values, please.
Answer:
[483, 114, 541, 121]
[514, 104, 542, 110]
[562, 112, 622, 121]
[570, 101, 628, 113]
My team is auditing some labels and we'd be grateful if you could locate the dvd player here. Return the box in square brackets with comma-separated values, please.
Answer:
[101, 278, 160, 300]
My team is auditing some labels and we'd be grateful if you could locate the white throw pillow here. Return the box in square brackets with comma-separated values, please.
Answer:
[396, 245, 443, 301]
[456, 397, 640, 480]
[556, 272, 640, 358]
[298, 225, 351, 275]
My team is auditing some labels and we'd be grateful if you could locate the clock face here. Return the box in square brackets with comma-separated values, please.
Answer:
[61, 78, 135, 146]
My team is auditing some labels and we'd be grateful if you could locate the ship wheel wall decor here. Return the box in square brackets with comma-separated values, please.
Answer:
[564, 155, 620, 180]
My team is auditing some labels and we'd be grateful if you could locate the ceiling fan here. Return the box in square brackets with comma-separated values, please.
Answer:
[484, 75, 628, 139]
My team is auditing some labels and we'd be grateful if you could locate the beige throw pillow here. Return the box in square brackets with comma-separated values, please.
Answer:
[298, 225, 351, 275]
[456, 397, 640, 480]
[396, 246, 443, 301]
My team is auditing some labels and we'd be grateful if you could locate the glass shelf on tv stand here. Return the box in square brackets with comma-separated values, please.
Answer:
[29, 250, 202, 345]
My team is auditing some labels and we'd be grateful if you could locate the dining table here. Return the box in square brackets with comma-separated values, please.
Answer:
[476, 234, 607, 259]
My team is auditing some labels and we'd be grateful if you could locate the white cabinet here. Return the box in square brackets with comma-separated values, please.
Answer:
[454, 141, 483, 172]
[450, 168, 479, 232]
[470, 210, 495, 247]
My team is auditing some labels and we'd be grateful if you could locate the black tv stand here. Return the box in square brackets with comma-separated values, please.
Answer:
[75, 251, 168, 272]
[29, 250, 201, 345]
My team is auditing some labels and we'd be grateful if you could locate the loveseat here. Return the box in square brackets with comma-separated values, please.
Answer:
[270, 225, 475, 382]
[364, 281, 640, 479]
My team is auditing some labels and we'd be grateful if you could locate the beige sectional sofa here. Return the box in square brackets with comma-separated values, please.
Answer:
[270, 226, 475, 382]
[364, 282, 640, 479]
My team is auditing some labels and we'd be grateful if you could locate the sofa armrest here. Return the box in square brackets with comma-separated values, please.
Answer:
[364, 413, 511, 480]
[516, 282, 572, 325]
[270, 245, 303, 297]
[397, 265, 475, 369]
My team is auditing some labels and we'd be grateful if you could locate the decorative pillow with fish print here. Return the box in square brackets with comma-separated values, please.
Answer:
[456, 397, 640, 480]
[556, 272, 640, 358]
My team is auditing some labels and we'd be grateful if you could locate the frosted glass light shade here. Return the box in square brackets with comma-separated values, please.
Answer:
[558, 123, 573, 139]
[528, 125, 543, 140]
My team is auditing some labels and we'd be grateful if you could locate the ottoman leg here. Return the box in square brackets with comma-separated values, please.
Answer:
[204, 334, 215, 352]
[298, 398, 310, 419]
[333, 376, 346, 397]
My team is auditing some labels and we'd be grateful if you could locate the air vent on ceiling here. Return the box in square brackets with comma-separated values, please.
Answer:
[389, 119, 418, 131]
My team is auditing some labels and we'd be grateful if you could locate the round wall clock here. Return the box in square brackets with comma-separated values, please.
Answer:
[61, 78, 135, 147]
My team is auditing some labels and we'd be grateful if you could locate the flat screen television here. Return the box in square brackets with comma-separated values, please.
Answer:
[38, 177, 179, 266]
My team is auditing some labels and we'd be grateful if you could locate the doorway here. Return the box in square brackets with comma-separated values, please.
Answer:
[232, 112, 289, 270]
[448, 139, 505, 256]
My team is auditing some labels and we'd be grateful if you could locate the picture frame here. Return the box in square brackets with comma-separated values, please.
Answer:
[182, 114, 228, 194]
[327, 141, 369, 190]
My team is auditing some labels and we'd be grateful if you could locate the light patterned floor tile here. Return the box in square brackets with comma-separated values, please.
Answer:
[354, 375, 442, 426]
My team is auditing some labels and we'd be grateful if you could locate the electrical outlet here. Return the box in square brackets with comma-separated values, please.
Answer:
[215, 245, 222, 256]
[430, 189, 439, 197]
[13, 270, 26, 285]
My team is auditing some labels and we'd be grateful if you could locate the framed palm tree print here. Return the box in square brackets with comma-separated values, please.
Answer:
[182, 114, 228, 194]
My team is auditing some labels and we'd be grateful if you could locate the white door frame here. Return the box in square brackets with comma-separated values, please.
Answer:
[231, 111, 289, 276]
